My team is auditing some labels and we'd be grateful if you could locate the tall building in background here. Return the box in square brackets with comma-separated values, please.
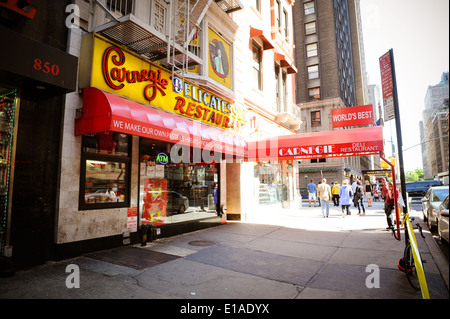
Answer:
[420, 72, 449, 181]
[292, 0, 371, 192]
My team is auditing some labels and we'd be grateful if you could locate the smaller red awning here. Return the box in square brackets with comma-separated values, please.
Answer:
[75, 87, 247, 157]
[247, 126, 384, 161]
[250, 26, 275, 50]
[274, 51, 298, 74]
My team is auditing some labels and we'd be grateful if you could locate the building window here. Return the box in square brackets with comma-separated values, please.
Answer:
[308, 87, 320, 100]
[107, 0, 134, 16]
[79, 132, 131, 210]
[252, 41, 262, 90]
[305, 21, 316, 35]
[304, 1, 315, 15]
[311, 111, 321, 126]
[253, 0, 261, 11]
[306, 43, 318, 57]
[307, 65, 319, 79]
[275, 0, 282, 34]
[283, 9, 289, 39]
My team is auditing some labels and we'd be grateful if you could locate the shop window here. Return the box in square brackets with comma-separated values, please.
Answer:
[79, 132, 131, 210]
[139, 138, 220, 226]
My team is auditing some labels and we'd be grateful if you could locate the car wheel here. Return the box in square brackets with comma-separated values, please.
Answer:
[178, 204, 185, 214]
[427, 214, 436, 232]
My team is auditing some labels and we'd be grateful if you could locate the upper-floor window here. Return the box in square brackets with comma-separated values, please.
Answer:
[252, 41, 262, 90]
[311, 110, 321, 126]
[306, 43, 318, 57]
[254, 0, 261, 12]
[308, 65, 319, 79]
[304, 1, 315, 15]
[276, 0, 282, 34]
[283, 9, 289, 39]
[309, 87, 320, 101]
[305, 21, 316, 35]
[107, 0, 134, 16]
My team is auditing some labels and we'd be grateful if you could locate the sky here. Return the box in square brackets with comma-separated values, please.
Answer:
[359, 0, 449, 172]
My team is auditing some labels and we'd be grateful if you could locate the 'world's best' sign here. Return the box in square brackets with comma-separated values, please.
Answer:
[331, 105, 374, 128]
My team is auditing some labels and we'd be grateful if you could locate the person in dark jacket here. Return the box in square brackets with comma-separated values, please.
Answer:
[384, 182, 399, 229]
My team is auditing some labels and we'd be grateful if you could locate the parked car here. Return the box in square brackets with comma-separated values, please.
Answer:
[145, 190, 189, 216]
[421, 186, 449, 230]
[167, 191, 189, 215]
[406, 180, 442, 202]
[437, 195, 449, 243]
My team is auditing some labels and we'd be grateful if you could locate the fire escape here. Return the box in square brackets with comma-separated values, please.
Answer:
[91, 0, 243, 83]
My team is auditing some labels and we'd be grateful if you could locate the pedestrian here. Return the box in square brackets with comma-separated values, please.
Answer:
[317, 178, 332, 217]
[354, 180, 366, 215]
[307, 179, 317, 207]
[351, 179, 358, 194]
[381, 178, 388, 201]
[365, 180, 373, 207]
[384, 182, 399, 229]
[339, 179, 353, 217]
[331, 181, 340, 206]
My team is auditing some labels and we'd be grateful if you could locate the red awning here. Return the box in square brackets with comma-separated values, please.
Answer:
[75, 87, 247, 157]
[274, 51, 298, 74]
[250, 26, 275, 50]
[247, 126, 384, 161]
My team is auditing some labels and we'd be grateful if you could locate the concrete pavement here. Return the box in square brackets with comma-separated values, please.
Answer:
[0, 200, 448, 304]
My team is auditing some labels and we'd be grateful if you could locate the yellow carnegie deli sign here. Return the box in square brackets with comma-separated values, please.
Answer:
[89, 35, 244, 132]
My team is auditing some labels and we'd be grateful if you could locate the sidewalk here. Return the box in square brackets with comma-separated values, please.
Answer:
[0, 201, 448, 301]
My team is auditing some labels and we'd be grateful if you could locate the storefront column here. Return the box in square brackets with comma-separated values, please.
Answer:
[226, 162, 241, 220]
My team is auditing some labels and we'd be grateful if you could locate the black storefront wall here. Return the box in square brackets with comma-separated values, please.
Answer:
[0, 0, 78, 268]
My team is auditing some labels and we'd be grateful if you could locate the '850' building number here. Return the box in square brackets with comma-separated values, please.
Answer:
[33, 58, 60, 76]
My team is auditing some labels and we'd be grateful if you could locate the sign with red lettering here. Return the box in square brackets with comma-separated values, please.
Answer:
[331, 105, 374, 128]
[379, 51, 395, 121]
[127, 207, 138, 230]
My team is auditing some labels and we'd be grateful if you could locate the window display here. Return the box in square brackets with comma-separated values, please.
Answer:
[79, 133, 131, 210]
[139, 138, 220, 226]
[84, 160, 126, 204]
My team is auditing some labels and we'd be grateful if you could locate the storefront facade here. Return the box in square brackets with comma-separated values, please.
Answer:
[55, 4, 244, 258]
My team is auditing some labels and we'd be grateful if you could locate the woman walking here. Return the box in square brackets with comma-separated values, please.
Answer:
[339, 179, 353, 217]
[354, 180, 366, 215]
[364, 180, 373, 207]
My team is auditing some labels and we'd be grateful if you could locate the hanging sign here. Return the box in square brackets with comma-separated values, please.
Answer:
[331, 105, 374, 128]
[379, 51, 395, 121]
